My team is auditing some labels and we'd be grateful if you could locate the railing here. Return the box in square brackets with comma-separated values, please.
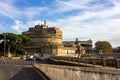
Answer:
[50, 56, 120, 69]
[91, 53, 120, 58]
[0, 59, 37, 65]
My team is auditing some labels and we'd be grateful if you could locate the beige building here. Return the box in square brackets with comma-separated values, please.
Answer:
[63, 38, 92, 55]
[22, 23, 92, 56]
[22, 23, 63, 56]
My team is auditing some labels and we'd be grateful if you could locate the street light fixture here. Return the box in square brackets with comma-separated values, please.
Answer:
[4, 33, 7, 57]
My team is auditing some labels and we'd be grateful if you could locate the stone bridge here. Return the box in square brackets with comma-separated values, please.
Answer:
[34, 63, 120, 80]
[0, 58, 120, 80]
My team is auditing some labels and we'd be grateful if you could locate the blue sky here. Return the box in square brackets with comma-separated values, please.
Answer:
[0, 0, 120, 47]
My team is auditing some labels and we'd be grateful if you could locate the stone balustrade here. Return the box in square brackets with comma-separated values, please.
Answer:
[34, 63, 120, 80]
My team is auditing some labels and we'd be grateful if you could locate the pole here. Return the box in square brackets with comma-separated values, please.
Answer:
[4, 33, 6, 57]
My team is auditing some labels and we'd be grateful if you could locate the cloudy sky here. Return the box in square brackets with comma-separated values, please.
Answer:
[0, 0, 120, 47]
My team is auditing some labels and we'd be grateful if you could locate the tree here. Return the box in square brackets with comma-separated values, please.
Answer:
[95, 41, 112, 54]
[0, 33, 30, 56]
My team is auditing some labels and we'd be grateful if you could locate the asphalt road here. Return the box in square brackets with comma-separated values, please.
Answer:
[0, 64, 45, 80]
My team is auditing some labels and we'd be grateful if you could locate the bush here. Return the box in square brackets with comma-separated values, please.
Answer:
[81, 54, 91, 58]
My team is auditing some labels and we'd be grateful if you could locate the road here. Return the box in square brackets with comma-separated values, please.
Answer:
[0, 64, 45, 80]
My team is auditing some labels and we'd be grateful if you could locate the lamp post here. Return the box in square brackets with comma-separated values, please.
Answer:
[4, 33, 7, 57]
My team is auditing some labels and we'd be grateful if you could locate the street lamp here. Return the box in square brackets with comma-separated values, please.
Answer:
[4, 33, 6, 56]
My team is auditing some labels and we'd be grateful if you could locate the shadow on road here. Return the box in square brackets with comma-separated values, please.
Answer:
[9, 67, 44, 80]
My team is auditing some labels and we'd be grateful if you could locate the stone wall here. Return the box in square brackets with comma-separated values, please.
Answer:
[22, 24, 63, 55]
[62, 47, 76, 55]
[34, 64, 120, 80]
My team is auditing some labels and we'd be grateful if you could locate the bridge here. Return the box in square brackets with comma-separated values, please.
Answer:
[0, 57, 120, 80]
[50, 56, 120, 68]
[0, 59, 50, 80]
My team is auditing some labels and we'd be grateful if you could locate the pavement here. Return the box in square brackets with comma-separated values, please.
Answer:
[0, 64, 45, 80]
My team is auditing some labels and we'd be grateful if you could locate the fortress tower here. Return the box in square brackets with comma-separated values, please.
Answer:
[22, 22, 63, 56]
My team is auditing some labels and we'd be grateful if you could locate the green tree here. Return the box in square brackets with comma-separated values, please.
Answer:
[95, 41, 112, 54]
[0, 33, 30, 56]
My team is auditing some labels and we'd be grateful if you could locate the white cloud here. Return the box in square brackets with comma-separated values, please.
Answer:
[0, 1, 17, 20]
[55, 0, 90, 10]
[23, 7, 47, 19]
[11, 20, 44, 33]
[1, 0, 120, 47]
[44, 0, 120, 47]
[11, 20, 23, 33]
[0, 0, 47, 20]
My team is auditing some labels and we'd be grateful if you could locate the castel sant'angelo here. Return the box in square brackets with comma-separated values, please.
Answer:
[22, 21, 92, 56]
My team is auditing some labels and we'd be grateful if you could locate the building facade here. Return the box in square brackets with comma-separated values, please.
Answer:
[63, 38, 92, 55]
[22, 23, 63, 56]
